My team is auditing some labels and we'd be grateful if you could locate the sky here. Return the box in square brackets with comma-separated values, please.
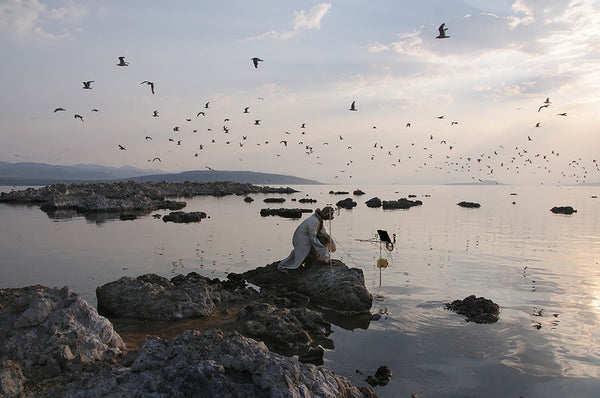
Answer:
[1, 0, 599, 185]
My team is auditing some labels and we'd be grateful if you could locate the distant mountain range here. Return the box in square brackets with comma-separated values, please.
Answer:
[0, 161, 321, 185]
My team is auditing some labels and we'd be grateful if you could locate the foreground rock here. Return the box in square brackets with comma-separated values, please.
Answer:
[96, 273, 215, 320]
[0, 181, 298, 216]
[446, 295, 500, 323]
[243, 260, 373, 316]
[260, 208, 312, 218]
[550, 206, 577, 214]
[337, 197, 358, 209]
[49, 329, 374, 398]
[0, 285, 124, 381]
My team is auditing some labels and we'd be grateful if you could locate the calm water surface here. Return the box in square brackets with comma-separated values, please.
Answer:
[1, 184, 599, 397]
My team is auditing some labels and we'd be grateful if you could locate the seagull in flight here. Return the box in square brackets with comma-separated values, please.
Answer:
[557, 112, 567, 116]
[117, 56, 129, 66]
[118, 145, 126, 150]
[205, 102, 210, 108]
[53, 107, 65, 112]
[152, 110, 159, 117]
[436, 23, 450, 39]
[349, 101, 357, 111]
[152, 157, 161, 162]
[243, 107, 249, 113]
[538, 104, 550, 112]
[254, 120, 261, 125]
[74, 114, 84, 121]
[251, 57, 263, 68]
[205, 165, 215, 171]
[197, 111, 205, 117]
[141, 81, 155, 94]
[82, 81, 94, 89]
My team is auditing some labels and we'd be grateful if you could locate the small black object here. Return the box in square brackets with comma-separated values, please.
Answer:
[377, 230, 391, 243]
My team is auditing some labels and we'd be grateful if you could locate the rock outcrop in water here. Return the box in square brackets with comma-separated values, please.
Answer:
[162, 210, 208, 223]
[457, 201, 481, 208]
[0, 181, 297, 217]
[550, 206, 577, 214]
[382, 198, 423, 210]
[260, 208, 313, 218]
[446, 295, 500, 323]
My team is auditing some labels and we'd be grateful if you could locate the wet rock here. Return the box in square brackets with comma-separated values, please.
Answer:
[353, 189, 366, 195]
[260, 208, 312, 218]
[48, 329, 373, 398]
[550, 206, 577, 214]
[0, 285, 124, 380]
[382, 198, 422, 210]
[337, 197, 358, 209]
[243, 260, 372, 316]
[365, 197, 382, 208]
[236, 301, 332, 355]
[263, 197, 286, 203]
[298, 197, 317, 203]
[365, 365, 392, 386]
[0, 360, 24, 398]
[162, 210, 207, 223]
[96, 273, 215, 320]
[243, 196, 254, 203]
[119, 213, 137, 221]
[329, 191, 349, 195]
[446, 295, 500, 323]
[457, 201, 481, 208]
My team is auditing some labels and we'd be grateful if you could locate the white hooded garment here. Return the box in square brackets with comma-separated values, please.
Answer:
[278, 212, 335, 270]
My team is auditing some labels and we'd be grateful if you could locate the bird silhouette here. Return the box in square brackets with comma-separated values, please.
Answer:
[53, 108, 65, 112]
[197, 111, 205, 117]
[82, 81, 94, 89]
[557, 112, 567, 116]
[118, 145, 126, 150]
[254, 120, 261, 125]
[538, 104, 550, 112]
[173, 126, 180, 132]
[205, 166, 215, 171]
[117, 56, 129, 66]
[436, 23, 450, 39]
[152, 157, 161, 162]
[141, 81, 155, 94]
[74, 114, 84, 121]
[205, 102, 210, 108]
[349, 101, 357, 111]
[251, 57, 263, 68]
[280, 140, 288, 146]
[243, 107, 249, 113]
[145, 136, 152, 140]
[91, 109, 99, 112]
[152, 110, 159, 117]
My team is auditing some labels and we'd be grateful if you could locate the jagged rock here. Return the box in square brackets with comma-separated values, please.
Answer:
[550, 206, 577, 214]
[0, 285, 124, 380]
[365, 365, 392, 387]
[299, 345, 325, 365]
[162, 211, 207, 223]
[236, 301, 332, 355]
[47, 329, 373, 398]
[96, 273, 215, 320]
[457, 201, 481, 208]
[382, 198, 422, 210]
[353, 189, 366, 195]
[446, 295, 500, 324]
[0, 360, 24, 398]
[337, 197, 358, 209]
[260, 208, 312, 218]
[243, 260, 372, 316]
[263, 197, 286, 203]
[365, 197, 382, 208]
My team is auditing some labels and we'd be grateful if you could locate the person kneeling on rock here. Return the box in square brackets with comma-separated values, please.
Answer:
[278, 206, 336, 272]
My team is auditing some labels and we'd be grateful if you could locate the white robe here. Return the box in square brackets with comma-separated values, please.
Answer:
[278, 213, 335, 270]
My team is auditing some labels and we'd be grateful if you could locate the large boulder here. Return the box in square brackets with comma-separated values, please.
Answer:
[96, 273, 215, 320]
[48, 329, 374, 397]
[0, 285, 124, 380]
[243, 260, 372, 316]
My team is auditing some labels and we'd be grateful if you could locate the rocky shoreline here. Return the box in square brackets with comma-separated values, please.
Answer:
[0, 260, 379, 397]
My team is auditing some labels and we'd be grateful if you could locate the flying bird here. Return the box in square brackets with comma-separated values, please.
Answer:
[74, 114, 84, 121]
[243, 107, 249, 113]
[82, 81, 94, 89]
[557, 112, 567, 116]
[538, 104, 550, 112]
[152, 157, 161, 162]
[173, 126, 180, 132]
[152, 110, 159, 117]
[145, 136, 152, 140]
[436, 23, 450, 39]
[197, 111, 205, 117]
[117, 56, 129, 66]
[141, 81, 155, 94]
[205, 102, 210, 108]
[205, 166, 215, 171]
[280, 140, 288, 146]
[349, 101, 357, 111]
[254, 120, 261, 125]
[53, 107, 65, 112]
[118, 145, 126, 150]
[251, 57, 263, 68]
[91, 109, 99, 112]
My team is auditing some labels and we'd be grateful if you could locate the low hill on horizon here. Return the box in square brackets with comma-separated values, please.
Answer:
[0, 161, 321, 186]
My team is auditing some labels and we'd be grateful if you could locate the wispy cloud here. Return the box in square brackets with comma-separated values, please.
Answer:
[0, 0, 86, 41]
[245, 3, 332, 41]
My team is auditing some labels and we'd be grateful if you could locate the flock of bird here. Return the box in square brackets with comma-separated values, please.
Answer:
[48, 24, 598, 185]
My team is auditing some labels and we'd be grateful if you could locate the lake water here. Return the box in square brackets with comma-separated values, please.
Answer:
[1, 184, 600, 397]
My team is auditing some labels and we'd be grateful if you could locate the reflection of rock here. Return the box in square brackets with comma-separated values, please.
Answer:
[337, 197, 358, 209]
[550, 206, 577, 214]
[236, 301, 332, 356]
[457, 201, 481, 208]
[260, 208, 312, 218]
[96, 273, 215, 320]
[382, 198, 422, 210]
[243, 260, 372, 316]
[446, 295, 500, 323]
[0, 285, 124, 380]
[50, 329, 373, 397]
[162, 211, 207, 223]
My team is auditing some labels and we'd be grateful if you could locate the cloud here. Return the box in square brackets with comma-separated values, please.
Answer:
[245, 3, 332, 41]
[0, 0, 86, 41]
